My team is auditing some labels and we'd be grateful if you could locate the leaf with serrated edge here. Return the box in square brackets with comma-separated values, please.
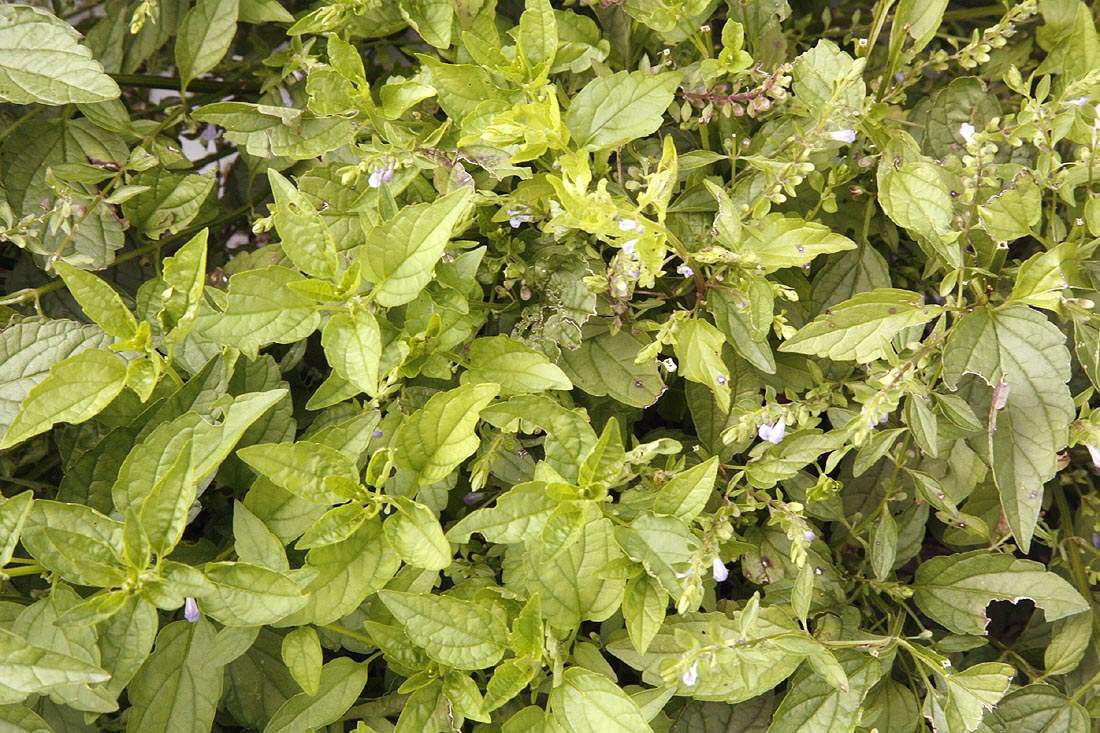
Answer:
[394, 383, 499, 485]
[378, 590, 507, 670]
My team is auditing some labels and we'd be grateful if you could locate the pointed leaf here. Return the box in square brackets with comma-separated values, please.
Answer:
[393, 383, 499, 485]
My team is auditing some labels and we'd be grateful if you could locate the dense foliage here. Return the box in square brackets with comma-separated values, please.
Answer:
[2, 0, 1100, 730]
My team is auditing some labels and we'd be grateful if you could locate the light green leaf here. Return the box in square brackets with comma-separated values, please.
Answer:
[125, 619, 222, 733]
[1044, 613, 1091, 677]
[197, 266, 320, 359]
[137, 442, 195, 556]
[0, 627, 109, 701]
[123, 170, 215, 239]
[1, 348, 127, 449]
[892, 0, 949, 53]
[0, 5, 120, 104]
[447, 481, 556, 543]
[238, 440, 359, 504]
[0, 491, 33, 569]
[607, 609, 805, 704]
[623, 574, 666, 655]
[943, 306, 1074, 551]
[0, 318, 112, 439]
[870, 508, 898, 581]
[264, 658, 369, 733]
[192, 102, 354, 159]
[295, 502, 368, 549]
[979, 176, 1041, 243]
[913, 550, 1088, 635]
[20, 500, 126, 588]
[239, 0, 294, 23]
[465, 335, 572, 394]
[652, 456, 718, 522]
[361, 187, 471, 307]
[708, 286, 776, 374]
[201, 561, 308, 626]
[399, 0, 453, 48]
[52, 261, 138, 341]
[1009, 243, 1073, 311]
[791, 40, 865, 115]
[743, 214, 857, 271]
[615, 513, 698, 596]
[566, 70, 680, 151]
[981, 684, 1089, 733]
[97, 596, 159, 698]
[945, 662, 1013, 732]
[280, 627, 322, 696]
[516, 0, 557, 70]
[268, 169, 339, 279]
[176, 0, 239, 87]
[528, 517, 627, 629]
[0, 703, 53, 731]
[321, 310, 382, 396]
[877, 161, 956, 256]
[394, 383, 499, 485]
[765, 650, 886, 733]
[578, 417, 625, 488]
[233, 500, 289, 571]
[383, 497, 452, 571]
[160, 229, 209, 343]
[377, 590, 508, 670]
[551, 667, 654, 733]
[675, 318, 732, 413]
[780, 289, 941, 363]
[557, 327, 665, 408]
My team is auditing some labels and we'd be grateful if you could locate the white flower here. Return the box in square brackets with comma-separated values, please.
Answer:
[184, 597, 200, 623]
[828, 129, 857, 143]
[1068, 97, 1091, 106]
[506, 207, 534, 228]
[959, 122, 976, 144]
[757, 419, 786, 444]
[681, 662, 699, 687]
[618, 217, 638, 231]
[1088, 444, 1100, 469]
[677, 264, 694, 277]
[712, 557, 729, 582]
[621, 238, 638, 257]
[662, 357, 678, 373]
[803, 529, 817, 542]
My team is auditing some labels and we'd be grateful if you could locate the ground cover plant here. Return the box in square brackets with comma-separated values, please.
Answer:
[2, 0, 1100, 730]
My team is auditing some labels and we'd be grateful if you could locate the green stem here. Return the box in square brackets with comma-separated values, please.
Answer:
[3, 563, 44, 578]
[110, 73, 261, 95]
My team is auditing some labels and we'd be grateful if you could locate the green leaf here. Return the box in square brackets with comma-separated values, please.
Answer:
[281, 627, 322, 696]
[943, 306, 1074, 551]
[97, 596, 159, 698]
[123, 170, 215, 239]
[447, 480, 556, 543]
[550, 667, 654, 733]
[361, 187, 471, 307]
[233, 500, 290, 571]
[201, 561, 308, 626]
[578, 417, 626, 488]
[192, 102, 354, 159]
[268, 170, 339, 279]
[239, 0, 294, 23]
[383, 497, 452, 570]
[981, 684, 1090, 733]
[0, 5, 120, 104]
[137, 441, 196, 556]
[1044, 613, 1091, 677]
[652, 456, 718, 522]
[566, 70, 680, 151]
[160, 229, 209, 343]
[125, 619, 223, 733]
[377, 590, 508, 670]
[1, 348, 127, 449]
[0, 318, 111, 439]
[944, 662, 1013, 732]
[263, 658, 369, 733]
[870, 508, 897, 581]
[52, 261, 138, 341]
[0, 627, 109, 701]
[0, 703, 53, 732]
[1009, 243, 1073, 311]
[176, 0, 239, 87]
[465, 335, 572, 394]
[557, 327, 665, 408]
[912, 550, 1088, 635]
[780, 289, 941, 363]
[394, 383, 499, 485]
[239, 440, 359, 504]
[197, 266, 320, 359]
[708, 286, 776, 374]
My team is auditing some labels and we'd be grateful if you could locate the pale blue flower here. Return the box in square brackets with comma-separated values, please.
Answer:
[828, 129, 857, 143]
[184, 597, 200, 623]
[758, 419, 786, 444]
